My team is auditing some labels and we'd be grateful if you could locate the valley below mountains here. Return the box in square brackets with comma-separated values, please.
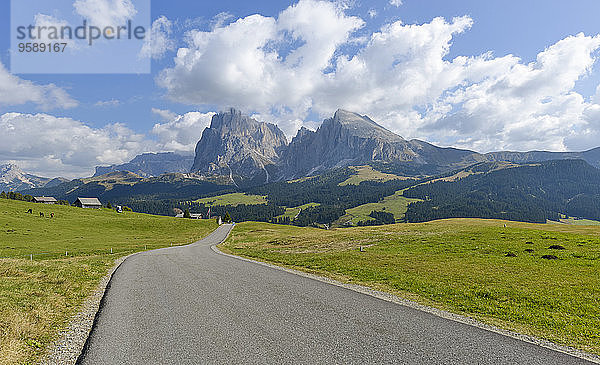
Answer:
[7, 108, 600, 227]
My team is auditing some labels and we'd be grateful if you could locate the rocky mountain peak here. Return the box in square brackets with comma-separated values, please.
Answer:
[327, 109, 405, 142]
[191, 108, 288, 185]
[0, 163, 52, 192]
[0, 163, 22, 178]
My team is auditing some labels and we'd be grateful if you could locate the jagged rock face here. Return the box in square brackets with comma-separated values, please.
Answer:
[0, 164, 51, 192]
[280, 109, 474, 178]
[191, 108, 288, 184]
[94, 152, 194, 177]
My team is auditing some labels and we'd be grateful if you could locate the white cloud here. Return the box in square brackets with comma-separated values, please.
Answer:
[0, 62, 78, 110]
[151, 107, 178, 121]
[0, 112, 150, 178]
[140, 16, 175, 59]
[389, 0, 403, 7]
[94, 99, 121, 107]
[368, 9, 377, 18]
[73, 0, 137, 26]
[156, 1, 600, 152]
[33, 14, 78, 48]
[157, 0, 363, 118]
[151, 111, 215, 153]
[427, 33, 600, 152]
[211, 12, 234, 30]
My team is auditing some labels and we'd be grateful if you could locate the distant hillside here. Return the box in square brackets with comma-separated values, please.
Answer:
[403, 159, 600, 223]
[485, 148, 600, 168]
[21, 171, 232, 204]
[94, 152, 195, 177]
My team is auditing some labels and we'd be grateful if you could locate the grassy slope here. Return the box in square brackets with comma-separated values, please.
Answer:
[0, 199, 216, 365]
[337, 189, 421, 225]
[194, 192, 267, 207]
[338, 166, 408, 186]
[221, 219, 600, 355]
[555, 218, 600, 226]
[274, 203, 321, 220]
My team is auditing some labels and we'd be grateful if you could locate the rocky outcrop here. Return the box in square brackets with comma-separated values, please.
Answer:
[0, 164, 52, 192]
[94, 152, 195, 178]
[279, 109, 479, 178]
[191, 108, 288, 185]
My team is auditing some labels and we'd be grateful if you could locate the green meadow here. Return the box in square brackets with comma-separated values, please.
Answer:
[221, 219, 600, 355]
[194, 192, 267, 207]
[338, 165, 408, 186]
[337, 189, 421, 225]
[274, 202, 321, 221]
[0, 198, 216, 365]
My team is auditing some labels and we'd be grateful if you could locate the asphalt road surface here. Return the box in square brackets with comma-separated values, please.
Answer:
[78, 224, 594, 364]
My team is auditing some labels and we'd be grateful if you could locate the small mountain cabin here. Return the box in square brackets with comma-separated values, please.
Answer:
[74, 197, 102, 209]
[33, 196, 57, 204]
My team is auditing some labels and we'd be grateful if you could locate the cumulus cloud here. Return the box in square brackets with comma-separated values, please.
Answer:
[427, 33, 600, 152]
[156, 0, 600, 152]
[157, 0, 364, 116]
[151, 111, 215, 153]
[73, 0, 137, 26]
[0, 62, 78, 110]
[389, 0, 403, 7]
[140, 16, 176, 59]
[0, 112, 150, 177]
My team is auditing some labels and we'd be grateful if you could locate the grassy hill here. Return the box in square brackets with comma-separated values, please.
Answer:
[221, 219, 600, 355]
[337, 189, 421, 225]
[338, 166, 410, 186]
[0, 198, 216, 365]
[274, 203, 321, 221]
[195, 192, 267, 207]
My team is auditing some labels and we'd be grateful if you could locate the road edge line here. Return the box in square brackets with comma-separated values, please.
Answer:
[211, 242, 600, 364]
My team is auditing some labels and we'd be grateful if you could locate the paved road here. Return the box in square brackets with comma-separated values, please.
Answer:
[78, 224, 594, 364]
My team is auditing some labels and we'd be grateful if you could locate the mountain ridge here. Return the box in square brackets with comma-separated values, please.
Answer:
[0, 164, 56, 192]
[94, 152, 195, 178]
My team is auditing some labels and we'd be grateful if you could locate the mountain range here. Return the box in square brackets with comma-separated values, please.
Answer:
[188, 108, 600, 184]
[94, 152, 195, 178]
[7, 107, 600, 193]
[6, 108, 600, 226]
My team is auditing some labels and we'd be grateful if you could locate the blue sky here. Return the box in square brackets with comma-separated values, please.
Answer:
[1, 0, 600, 177]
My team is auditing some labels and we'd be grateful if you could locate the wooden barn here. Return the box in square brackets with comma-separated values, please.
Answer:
[33, 196, 57, 204]
[74, 197, 102, 209]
